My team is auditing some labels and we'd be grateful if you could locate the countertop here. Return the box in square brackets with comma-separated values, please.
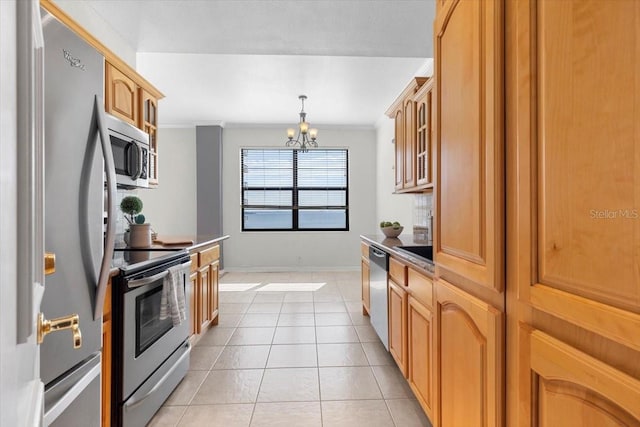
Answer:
[360, 233, 435, 277]
[117, 234, 230, 252]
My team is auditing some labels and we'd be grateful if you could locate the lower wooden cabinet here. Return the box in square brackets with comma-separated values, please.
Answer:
[436, 279, 503, 427]
[189, 244, 220, 341]
[188, 269, 198, 335]
[407, 295, 434, 420]
[361, 257, 370, 315]
[528, 329, 640, 426]
[389, 279, 408, 376]
[101, 278, 112, 427]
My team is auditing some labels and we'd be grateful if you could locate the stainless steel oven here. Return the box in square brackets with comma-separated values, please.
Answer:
[113, 250, 191, 426]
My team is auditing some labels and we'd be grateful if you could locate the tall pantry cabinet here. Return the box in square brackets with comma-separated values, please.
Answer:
[433, 0, 505, 425]
[506, 1, 640, 425]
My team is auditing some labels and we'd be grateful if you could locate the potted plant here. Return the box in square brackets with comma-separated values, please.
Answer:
[380, 220, 404, 238]
[120, 195, 151, 248]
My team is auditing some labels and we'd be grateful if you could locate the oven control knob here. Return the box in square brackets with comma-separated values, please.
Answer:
[37, 312, 82, 349]
[44, 252, 56, 276]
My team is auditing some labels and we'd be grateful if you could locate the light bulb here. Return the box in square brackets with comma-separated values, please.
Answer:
[287, 128, 295, 139]
[299, 121, 309, 134]
[309, 128, 318, 140]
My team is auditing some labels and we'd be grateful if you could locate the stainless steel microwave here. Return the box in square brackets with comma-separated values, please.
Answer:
[107, 114, 150, 189]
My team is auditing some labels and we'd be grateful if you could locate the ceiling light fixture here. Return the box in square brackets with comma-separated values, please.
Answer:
[285, 95, 318, 152]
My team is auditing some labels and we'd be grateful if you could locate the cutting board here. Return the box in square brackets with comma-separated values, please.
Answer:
[153, 236, 194, 246]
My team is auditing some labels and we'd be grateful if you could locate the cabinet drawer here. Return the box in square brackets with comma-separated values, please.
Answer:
[199, 245, 220, 266]
[389, 256, 407, 286]
[361, 242, 370, 259]
[189, 253, 198, 272]
[408, 268, 433, 308]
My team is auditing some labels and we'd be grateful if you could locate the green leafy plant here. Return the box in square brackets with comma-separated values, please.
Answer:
[380, 220, 402, 229]
[120, 196, 145, 225]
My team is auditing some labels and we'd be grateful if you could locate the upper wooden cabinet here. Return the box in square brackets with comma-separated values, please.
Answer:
[506, 0, 640, 425]
[434, 0, 504, 295]
[105, 62, 162, 186]
[414, 79, 434, 188]
[139, 89, 159, 185]
[387, 77, 429, 193]
[105, 62, 138, 126]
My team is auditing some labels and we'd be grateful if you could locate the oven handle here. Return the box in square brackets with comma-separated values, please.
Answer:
[127, 270, 168, 288]
[127, 260, 191, 289]
[124, 341, 191, 411]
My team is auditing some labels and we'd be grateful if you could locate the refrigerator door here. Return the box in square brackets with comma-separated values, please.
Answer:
[41, 9, 104, 386]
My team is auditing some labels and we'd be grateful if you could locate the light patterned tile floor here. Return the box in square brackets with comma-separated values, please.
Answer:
[148, 271, 431, 427]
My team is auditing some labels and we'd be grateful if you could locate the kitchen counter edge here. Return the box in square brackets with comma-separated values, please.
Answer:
[360, 234, 435, 278]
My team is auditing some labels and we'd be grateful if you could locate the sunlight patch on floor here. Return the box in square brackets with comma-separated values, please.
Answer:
[219, 283, 263, 292]
[257, 282, 327, 292]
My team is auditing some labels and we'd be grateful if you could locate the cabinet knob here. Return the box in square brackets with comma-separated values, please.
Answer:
[44, 252, 56, 276]
[37, 313, 82, 349]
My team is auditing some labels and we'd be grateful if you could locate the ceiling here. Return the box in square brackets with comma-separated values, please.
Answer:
[83, 0, 435, 127]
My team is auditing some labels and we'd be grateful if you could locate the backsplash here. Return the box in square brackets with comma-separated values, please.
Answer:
[413, 192, 433, 244]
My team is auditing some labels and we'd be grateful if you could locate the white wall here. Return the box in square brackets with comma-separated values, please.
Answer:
[51, 0, 137, 67]
[139, 128, 197, 236]
[222, 127, 377, 271]
[375, 117, 414, 230]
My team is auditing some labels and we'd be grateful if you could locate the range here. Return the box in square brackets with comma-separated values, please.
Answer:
[111, 248, 192, 426]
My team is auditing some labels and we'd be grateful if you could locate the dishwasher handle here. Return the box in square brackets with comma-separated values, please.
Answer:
[369, 246, 389, 270]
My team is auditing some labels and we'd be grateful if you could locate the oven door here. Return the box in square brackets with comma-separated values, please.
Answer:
[122, 261, 190, 400]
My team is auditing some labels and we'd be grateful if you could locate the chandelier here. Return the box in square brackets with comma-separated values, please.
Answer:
[285, 95, 318, 152]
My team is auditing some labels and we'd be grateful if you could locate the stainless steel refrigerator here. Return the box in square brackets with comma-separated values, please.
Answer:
[40, 8, 116, 426]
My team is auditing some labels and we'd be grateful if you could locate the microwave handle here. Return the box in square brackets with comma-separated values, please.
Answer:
[128, 141, 142, 180]
[93, 96, 117, 320]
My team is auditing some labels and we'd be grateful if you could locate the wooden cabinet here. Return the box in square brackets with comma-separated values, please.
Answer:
[138, 89, 159, 185]
[388, 279, 408, 376]
[361, 242, 370, 315]
[189, 243, 221, 340]
[101, 278, 112, 427]
[105, 62, 163, 187]
[506, 1, 640, 425]
[387, 77, 428, 193]
[434, 0, 504, 296]
[408, 295, 433, 420]
[105, 62, 138, 126]
[435, 279, 503, 427]
[407, 267, 435, 420]
[414, 79, 434, 188]
[528, 330, 640, 427]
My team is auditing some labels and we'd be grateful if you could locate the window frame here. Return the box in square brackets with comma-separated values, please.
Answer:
[240, 148, 350, 232]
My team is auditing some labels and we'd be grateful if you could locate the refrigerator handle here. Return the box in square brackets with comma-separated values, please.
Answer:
[93, 96, 117, 320]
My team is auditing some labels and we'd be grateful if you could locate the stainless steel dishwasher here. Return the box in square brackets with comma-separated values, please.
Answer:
[369, 245, 389, 350]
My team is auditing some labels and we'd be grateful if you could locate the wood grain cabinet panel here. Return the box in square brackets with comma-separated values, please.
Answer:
[434, 0, 504, 292]
[506, 1, 640, 424]
[105, 62, 138, 125]
[209, 260, 219, 326]
[361, 257, 370, 315]
[138, 88, 159, 185]
[530, 330, 640, 426]
[394, 109, 405, 191]
[101, 279, 112, 427]
[189, 270, 199, 335]
[436, 279, 503, 427]
[408, 295, 434, 420]
[403, 97, 417, 189]
[389, 279, 408, 376]
[198, 264, 211, 331]
[414, 79, 434, 188]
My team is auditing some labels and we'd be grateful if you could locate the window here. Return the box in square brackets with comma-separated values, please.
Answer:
[241, 148, 349, 231]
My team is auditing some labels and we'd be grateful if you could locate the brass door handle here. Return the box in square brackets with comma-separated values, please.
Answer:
[44, 252, 56, 275]
[37, 313, 82, 349]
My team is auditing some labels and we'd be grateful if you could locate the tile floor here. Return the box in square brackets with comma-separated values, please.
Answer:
[148, 271, 432, 427]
